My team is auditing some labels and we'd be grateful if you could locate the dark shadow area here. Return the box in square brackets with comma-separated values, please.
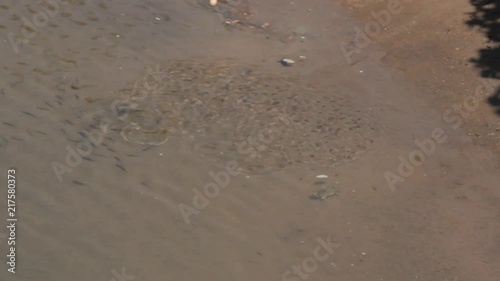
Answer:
[466, 0, 500, 115]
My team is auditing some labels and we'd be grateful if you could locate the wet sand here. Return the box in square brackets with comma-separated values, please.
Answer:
[0, 0, 499, 281]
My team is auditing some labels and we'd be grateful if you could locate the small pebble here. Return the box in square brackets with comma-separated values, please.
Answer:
[279, 58, 295, 66]
[316, 175, 328, 179]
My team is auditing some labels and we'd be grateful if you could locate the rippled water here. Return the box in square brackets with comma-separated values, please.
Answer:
[108, 58, 380, 174]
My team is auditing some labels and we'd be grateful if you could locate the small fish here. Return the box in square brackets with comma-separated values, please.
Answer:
[72, 180, 87, 186]
[84, 97, 104, 104]
[115, 163, 126, 172]
[78, 131, 89, 138]
[0, 137, 9, 148]
[105, 136, 115, 143]
[44, 101, 54, 108]
[105, 145, 116, 153]
[56, 55, 77, 67]
[21, 111, 37, 118]
[142, 145, 156, 152]
[36, 106, 49, 111]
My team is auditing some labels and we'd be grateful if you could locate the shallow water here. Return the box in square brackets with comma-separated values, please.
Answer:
[108, 58, 380, 174]
[0, 0, 499, 280]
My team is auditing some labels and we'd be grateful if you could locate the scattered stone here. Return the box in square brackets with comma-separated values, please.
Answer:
[279, 58, 295, 66]
[309, 186, 339, 201]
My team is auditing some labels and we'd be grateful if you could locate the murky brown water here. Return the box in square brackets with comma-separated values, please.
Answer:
[0, 0, 499, 281]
